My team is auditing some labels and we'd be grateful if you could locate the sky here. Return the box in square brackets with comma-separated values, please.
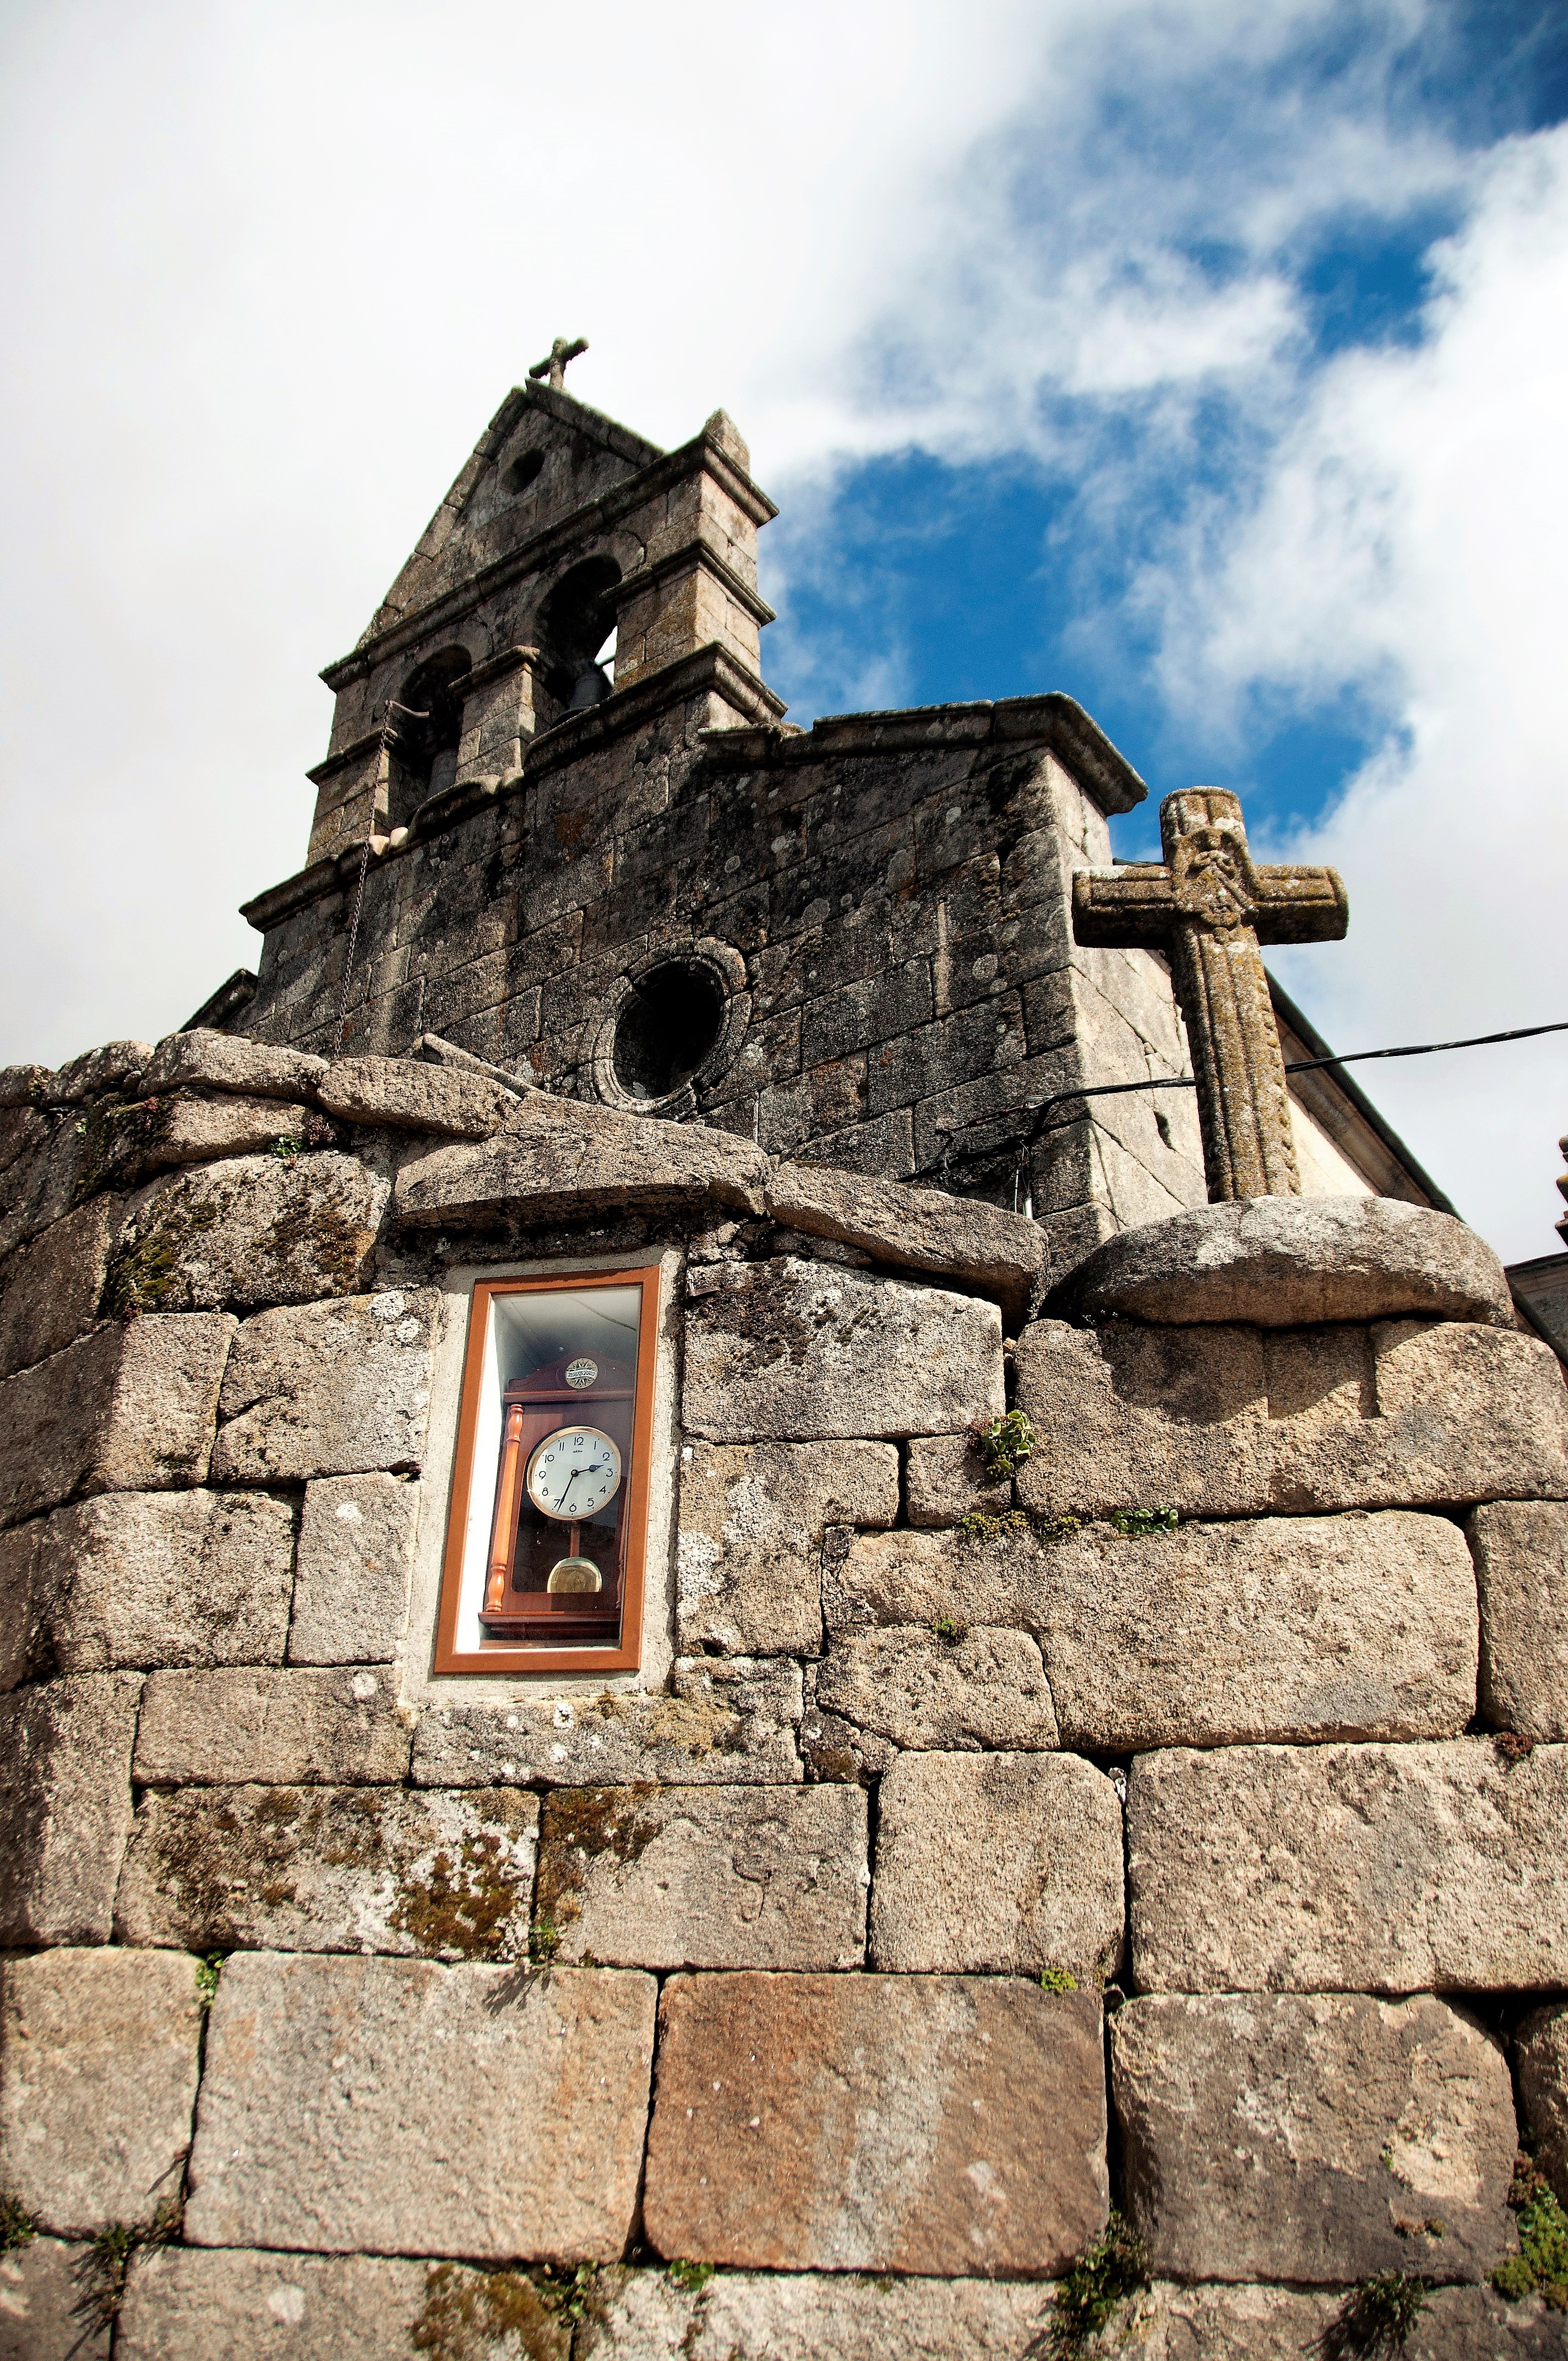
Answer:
[0, 0, 1565, 1259]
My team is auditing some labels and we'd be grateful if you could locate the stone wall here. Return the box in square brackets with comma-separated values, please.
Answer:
[1, 1033, 1565, 2358]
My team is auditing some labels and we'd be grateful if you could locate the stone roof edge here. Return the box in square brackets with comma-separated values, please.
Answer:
[239, 643, 788, 934]
[323, 412, 778, 694]
[696, 691, 1147, 816]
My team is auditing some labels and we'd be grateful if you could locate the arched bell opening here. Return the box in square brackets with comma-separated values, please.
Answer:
[537, 555, 621, 719]
[387, 648, 472, 828]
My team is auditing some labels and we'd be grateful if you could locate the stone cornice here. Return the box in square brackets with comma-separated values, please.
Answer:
[242, 643, 787, 935]
[617, 539, 777, 629]
[697, 691, 1148, 817]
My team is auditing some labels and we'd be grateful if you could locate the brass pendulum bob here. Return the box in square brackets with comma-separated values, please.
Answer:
[547, 1521, 602, 1593]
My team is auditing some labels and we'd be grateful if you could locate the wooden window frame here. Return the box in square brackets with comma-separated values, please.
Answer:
[433, 1265, 662, 1675]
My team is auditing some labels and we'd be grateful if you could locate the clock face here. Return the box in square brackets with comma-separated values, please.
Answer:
[564, 1357, 598, 1390]
[525, 1424, 623, 1522]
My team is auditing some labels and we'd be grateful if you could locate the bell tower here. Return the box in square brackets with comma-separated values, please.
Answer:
[300, 379, 781, 864]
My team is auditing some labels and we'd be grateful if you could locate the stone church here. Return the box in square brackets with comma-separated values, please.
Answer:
[1, 372, 1566, 2359]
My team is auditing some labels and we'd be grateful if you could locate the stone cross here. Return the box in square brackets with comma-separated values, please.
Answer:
[529, 336, 589, 391]
[1072, 787, 1348, 1201]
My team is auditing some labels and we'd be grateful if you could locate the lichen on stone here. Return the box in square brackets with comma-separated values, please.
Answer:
[410, 2260, 573, 2361]
[536, 1785, 661, 1935]
[390, 1829, 531, 1961]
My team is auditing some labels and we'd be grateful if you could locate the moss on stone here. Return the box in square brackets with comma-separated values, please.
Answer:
[645, 1690, 740, 1759]
[410, 2261, 573, 2361]
[536, 1785, 661, 1934]
[105, 1180, 224, 1315]
[390, 1829, 530, 1961]
[254, 1187, 373, 1298]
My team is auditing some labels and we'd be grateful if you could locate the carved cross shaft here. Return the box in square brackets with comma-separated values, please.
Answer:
[1072, 788, 1348, 1202]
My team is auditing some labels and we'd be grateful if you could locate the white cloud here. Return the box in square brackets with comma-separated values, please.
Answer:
[1158, 128, 1568, 1257]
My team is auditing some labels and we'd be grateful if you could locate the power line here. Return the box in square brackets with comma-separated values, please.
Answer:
[1026, 1019, 1568, 1128]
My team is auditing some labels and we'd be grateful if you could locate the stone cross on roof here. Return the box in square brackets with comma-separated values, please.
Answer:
[528, 336, 589, 391]
[1072, 787, 1348, 1203]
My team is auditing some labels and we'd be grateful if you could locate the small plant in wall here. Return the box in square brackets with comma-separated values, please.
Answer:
[1322, 2272, 1430, 2356]
[1108, 1506, 1178, 1538]
[976, 1409, 1036, 1480]
[0, 2194, 35, 2254]
[1046, 2210, 1147, 2355]
[667, 2259, 716, 2293]
[73, 2197, 182, 2335]
[1494, 2154, 1568, 2310]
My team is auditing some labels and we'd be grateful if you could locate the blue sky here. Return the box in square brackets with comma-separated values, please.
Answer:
[1, 0, 1565, 1253]
[763, 0, 1568, 872]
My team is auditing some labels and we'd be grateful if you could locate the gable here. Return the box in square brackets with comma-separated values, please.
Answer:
[357, 383, 663, 648]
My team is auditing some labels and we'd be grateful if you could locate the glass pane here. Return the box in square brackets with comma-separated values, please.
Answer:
[450, 1282, 643, 1656]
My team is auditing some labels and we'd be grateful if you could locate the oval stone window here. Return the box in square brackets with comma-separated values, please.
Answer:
[611, 960, 726, 1102]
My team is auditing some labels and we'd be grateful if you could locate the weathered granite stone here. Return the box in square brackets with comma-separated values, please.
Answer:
[0, 1194, 121, 1379]
[116, 2249, 434, 2361]
[1112, 1992, 1517, 2282]
[683, 1258, 1004, 1443]
[394, 1092, 771, 1226]
[210, 1287, 438, 1482]
[0, 1521, 45, 1691]
[830, 1512, 1472, 1748]
[766, 1161, 1046, 1328]
[140, 1029, 328, 1103]
[39, 1489, 296, 1672]
[644, 1972, 1106, 2274]
[1272, 1320, 1568, 1514]
[99, 1093, 320, 1182]
[536, 1783, 867, 1968]
[1516, 2005, 1568, 2207]
[906, 1431, 1011, 1526]
[184, 1953, 656, 2262]
[799, 1652, 903, 1784]
[870, 1751, 1123, 1979]
[108, 1154, 386, 1313]
[1087, 2281, 1341, 2359]
[133, 1666, 412, 1786]
[1469, 1500, 1568, 1740]
[1397, 2288, 1568, 2359]
[115, 1784, 537, 1958]
[1050, 2282, 1566, 2359]
[0, 1672, 141, 1943]
[0, 1111, 85, 1261]
[0, 1313, 235, 1527]
[0, 2237, 109, 2361]
[1128, 1740, 1568, 1994]
[0, 1063, 51, 1107]
[287, 1472, 418, 1664]
[0, 1949, 203, 2237]
[1014, 1316, 1568, 1519]
[1057, 1197, 1515, 1330]
[43, 1040, 152, 1105]
[416, 1660, 802, 1791]
[317, 1054, 520, 1136]
[676, 1440, 898, 1656]
[815, 1625, 1058, 1750]
[578, 2267, 1058, 2361]
[1015, 1318, 1270, 1519]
